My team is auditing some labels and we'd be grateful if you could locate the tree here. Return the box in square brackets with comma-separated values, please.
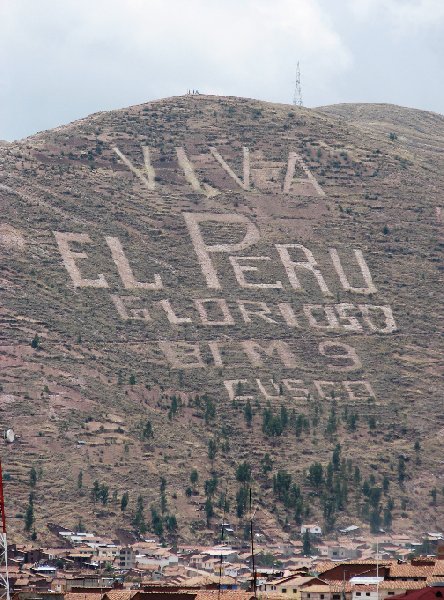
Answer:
[129, 374, 136, 385]
[430, 488, 437, 506]
[143, 420, 153, 439]
[332, 444, 341, 471]
[205, 498, 214, 525]
[398, 456, 406, 484]
[383, 505, 393, 530]
[261, 453, 273, 475]
[132, 496, 147, 534]
[166, 514, 178, 533]
[236, 461, 252, 483]
[77, 470, 83, 490]
[309, 463, 324, 488]
[236, 486, 248, 518]
[302, 530, 312, 556]
[244, 400, 253, 427]
[273, 470, 292, 501]
[121, 492, 129, 511]
[150, 507, 163, 537]
[91, 480, 101, 503]
[100, 484, 109, 505]
[190, 469, 199, 487]
[208, 439, 217, 461]
[369, 507, 381, 533]
[31, 334, 40, 349]
[24, 501, 34, 532]
[29, 467, 37, 487]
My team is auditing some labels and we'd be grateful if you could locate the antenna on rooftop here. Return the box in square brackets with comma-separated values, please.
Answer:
[293, 61, 303, 107]
[0, 460, 10, 600]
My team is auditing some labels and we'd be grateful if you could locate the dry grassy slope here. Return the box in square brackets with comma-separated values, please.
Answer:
[0, 95, 442, 546]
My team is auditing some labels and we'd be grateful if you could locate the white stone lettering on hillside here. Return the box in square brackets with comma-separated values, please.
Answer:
[335, 303, 364, 332]
[183, 212, 261, 289]
[229, 256, 283, 288]
[111, 295, 152, 321]
[105, 236, 163, 290]
[113, 146, 156, 191]
[275, 244, 332, 296]
[344, 380, 375, 399]
[208, 341, 224, 366]
[194, 298, 235, 325]
[283, 151, 325, 196]
[241, 340, 298, 368]
[209, 146, 250, 191]
[329, 248, 377, 295]
[158, 341, 205, 369]
[313, 380, 340, 399]
[237, 300, 278, 324]
[224, 380, 253, 402]
[303, 305, 340, 329]
[277, 303, 300, 327]
[256, 379, 281, 400]
[359, 304, 397, 333]
[159, 299, 192, 324]
[318, 340, 362, 372]
[282, 379, 310, 400]
[176, 147, 218, 197]
[54, 232, 109, 288]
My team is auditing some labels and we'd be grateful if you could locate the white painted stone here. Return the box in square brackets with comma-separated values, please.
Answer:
[113, 146, 156, 191]
[278, 303, 300, 327]
[241, 339, 298, 368]
[275, 244, 332, 296]
[224, 379, 253, 402]
[318, 340, 362, 372]
[335, 303, 363, 332]
[329, 248, 377, 295]
[256, 378, 281, 400]
[229, 256, 282, 288]
[283, 151, 325, 196]
[183, 212, 261, 289]
[303, 304, 339, 329]
[237, 300, 278, 324]
[282, 379, 310, 400]
[158, 341, 205, 369]
[111, 295, 152, 321]
[208, 341, 224, 366]
[313, 380, 339, 399]
[105, 236, 163, 290]
[344, 380, 375, 400]
[194, 298, 235, 325]
[209, 146, 250, 191]
[359, 304, 397, 333]
[159, 299, 192, 324]
[176, 147, 218, 197]
[53, 231, 109, 288]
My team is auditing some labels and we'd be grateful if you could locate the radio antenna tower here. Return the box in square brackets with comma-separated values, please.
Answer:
[0, 460, 10, 600]
[293, 61, 303, 107]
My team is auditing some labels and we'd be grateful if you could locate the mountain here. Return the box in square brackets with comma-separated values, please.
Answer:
[0, 95, 442, 546]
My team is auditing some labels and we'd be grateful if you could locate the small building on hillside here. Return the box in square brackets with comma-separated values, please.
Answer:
[301, 525, 323, 536]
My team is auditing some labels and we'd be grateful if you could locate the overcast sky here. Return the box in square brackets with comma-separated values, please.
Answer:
[1, 0, 443, 141]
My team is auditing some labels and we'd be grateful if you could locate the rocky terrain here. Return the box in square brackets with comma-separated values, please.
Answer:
[0, 95, 442, 546]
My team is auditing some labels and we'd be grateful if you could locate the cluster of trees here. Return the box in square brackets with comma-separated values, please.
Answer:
[132, 478, 177, 540]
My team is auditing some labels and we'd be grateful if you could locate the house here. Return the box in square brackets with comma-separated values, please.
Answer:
[302, 525, 323, 536]
[384, 586, 444, 600]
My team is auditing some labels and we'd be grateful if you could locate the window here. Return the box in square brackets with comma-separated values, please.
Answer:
[366, 593, 370, 596]
[320, 595, 325, 599]
[356, 593, 361, 597]
[293, 590, 297, 594]
[388, 593, 395, 595]
[333, 595, 340, 599]
[282, 590, 287, 594]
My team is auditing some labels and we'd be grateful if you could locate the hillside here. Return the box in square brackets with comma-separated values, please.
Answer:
[0, 95, 442, 547]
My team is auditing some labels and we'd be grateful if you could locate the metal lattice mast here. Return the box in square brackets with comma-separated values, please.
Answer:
[0, 460, 10, 600]
[293, 61, 303, 107]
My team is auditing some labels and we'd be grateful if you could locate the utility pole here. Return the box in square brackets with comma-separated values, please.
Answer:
[0, 460, 10, 600]
[293, 61, 303, 107]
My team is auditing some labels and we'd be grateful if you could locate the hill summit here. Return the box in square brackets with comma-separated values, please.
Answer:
[0, 95, 442, 546]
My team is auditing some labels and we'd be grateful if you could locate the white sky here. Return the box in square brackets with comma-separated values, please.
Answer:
[1, 0, 443, 140]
